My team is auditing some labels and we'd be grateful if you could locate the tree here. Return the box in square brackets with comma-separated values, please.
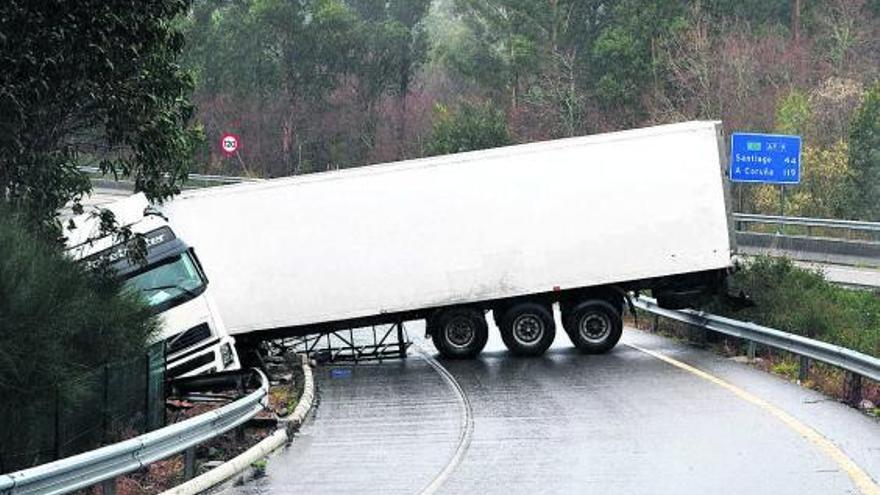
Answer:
[0, 0, 203, 237]
[704, 0, 794, 31]
[775, 89, 813, 136]
[589, 0, 688, 122]
[0, 206, 157, 398]
[185, 0, 433, 171]
[249, 0, 360, 173]
[786, 142, 855, 218]
[387, 0, 433, 155]
[816, 0, 872, 71]
[849, 80, 880, 219]
[426, 101, 511, 155]
[651, 2, 718, 123]
[343, 1, 432, 160]
[437, 1, 607, 137]
[347, 13, 409, 159]
[445, 0, 547, 109]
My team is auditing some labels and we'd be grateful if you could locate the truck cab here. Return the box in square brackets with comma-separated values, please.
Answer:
[64, 193, 240, 378]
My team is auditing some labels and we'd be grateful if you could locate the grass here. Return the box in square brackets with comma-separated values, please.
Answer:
[268, 386, 299, 416]
[770, 358, 800, 380]
[250, 458, 268, 477]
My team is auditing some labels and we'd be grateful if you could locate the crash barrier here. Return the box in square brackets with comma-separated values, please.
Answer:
[0, 369, 267, 495]
[633, 296, 879, 405]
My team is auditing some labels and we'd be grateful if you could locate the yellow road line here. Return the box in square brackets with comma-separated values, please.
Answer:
[626, 342, 880, 495]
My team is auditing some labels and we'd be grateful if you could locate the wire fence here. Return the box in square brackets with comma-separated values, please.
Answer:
[0, 344, 165, 474]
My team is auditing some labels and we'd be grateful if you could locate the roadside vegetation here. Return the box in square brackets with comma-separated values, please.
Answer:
[712, 257, 880, 358]
[0, 207, 160, 469]
[1, 0, 203, 237]
[1, 0, 192, 469]
[182, 0, 880, 222]
[0, 208, 158, 400]
[635, 256, 880, 409]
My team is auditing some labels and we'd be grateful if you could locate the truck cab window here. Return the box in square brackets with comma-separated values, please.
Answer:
[124, 251, 206, 309]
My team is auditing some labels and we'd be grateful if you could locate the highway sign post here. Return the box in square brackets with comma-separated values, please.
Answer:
[729, 132, 802, 219]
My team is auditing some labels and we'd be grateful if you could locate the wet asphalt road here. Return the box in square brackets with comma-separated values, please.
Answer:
[222, 320, 880, 495]
[793, 261, 880, 289]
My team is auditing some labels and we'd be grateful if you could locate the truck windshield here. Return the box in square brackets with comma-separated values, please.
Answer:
[124, 251, 206, 310]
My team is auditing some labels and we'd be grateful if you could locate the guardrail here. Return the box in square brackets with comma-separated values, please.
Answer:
[180, 173, 260, 185]
[632, 296, 880, 405]
[0, 369, 268, 495]
[733, 213, 880, 235]
[79, 166, 260, 186]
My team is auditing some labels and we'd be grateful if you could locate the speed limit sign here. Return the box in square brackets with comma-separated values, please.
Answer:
[220, 133, 240, 156]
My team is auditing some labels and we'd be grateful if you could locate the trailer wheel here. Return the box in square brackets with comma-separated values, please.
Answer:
[430, 307, 488, 359]
[498, 303, 555, 357]
[563, 300, 622, 354]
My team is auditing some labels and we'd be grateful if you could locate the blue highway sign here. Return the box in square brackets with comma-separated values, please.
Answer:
[730, 132, 801, 184]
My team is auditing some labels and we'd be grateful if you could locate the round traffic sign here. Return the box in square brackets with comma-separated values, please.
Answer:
[220, 133, 240, 156]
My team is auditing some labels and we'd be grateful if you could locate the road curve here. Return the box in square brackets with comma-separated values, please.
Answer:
[220, 320, 879, 495]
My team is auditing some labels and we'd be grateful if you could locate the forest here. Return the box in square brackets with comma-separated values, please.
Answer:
[183, 0, 880, 220]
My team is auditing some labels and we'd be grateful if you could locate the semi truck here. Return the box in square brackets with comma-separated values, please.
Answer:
[64, 194, 241, 377]
[161, 120, 734, 359]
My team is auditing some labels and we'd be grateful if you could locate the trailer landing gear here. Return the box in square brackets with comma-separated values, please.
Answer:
[287, 322, 412, 363]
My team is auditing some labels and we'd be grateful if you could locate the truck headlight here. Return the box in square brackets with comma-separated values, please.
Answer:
[220, 343, 235, 367]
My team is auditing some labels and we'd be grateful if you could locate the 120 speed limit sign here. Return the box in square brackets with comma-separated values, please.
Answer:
[220, 133, 241, 156]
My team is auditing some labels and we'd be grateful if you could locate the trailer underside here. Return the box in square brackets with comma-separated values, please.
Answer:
[233, 267, 729, 362]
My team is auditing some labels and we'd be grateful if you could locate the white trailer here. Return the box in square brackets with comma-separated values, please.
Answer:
[162, 120, 734, 358]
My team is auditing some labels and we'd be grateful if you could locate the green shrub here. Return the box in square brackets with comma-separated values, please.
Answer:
[0, 206, 159, 400]
[770, 358, 800, 380]
[711, 256, 880, 357]
[426, 101, 511, 156]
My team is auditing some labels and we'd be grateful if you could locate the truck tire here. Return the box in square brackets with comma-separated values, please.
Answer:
[498, 303, 555, 357]
[429, 307, 488, 359]
[562, 300, 622, 354]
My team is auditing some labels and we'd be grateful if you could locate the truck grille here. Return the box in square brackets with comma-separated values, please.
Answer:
[167, 352, 215, 379]
[167, 323, 211, 355]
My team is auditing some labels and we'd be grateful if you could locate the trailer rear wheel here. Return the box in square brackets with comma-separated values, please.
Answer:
[430, 307, 488, 359]
[498, 303, 555, 357]
[563, 300, 622, 354]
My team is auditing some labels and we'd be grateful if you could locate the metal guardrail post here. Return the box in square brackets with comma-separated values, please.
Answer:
[688, 322, 708, 348]
[101, 478, 116, 495]
[844, 372, 862, 406]
[235, 426, 245, 443]
[183, 447, 196, 481]
[747, 341, 756, 362]
[798, 356, 810, 382]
